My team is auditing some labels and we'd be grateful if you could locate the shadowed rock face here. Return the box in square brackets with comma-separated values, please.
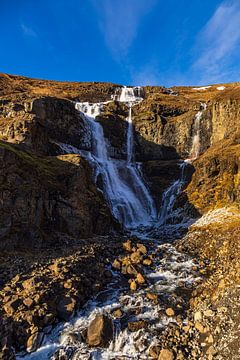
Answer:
[0, 142, 119, 251]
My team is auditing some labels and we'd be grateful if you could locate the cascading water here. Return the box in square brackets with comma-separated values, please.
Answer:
[157, 103, 207, 227]
[74, 87, 157, 229]
[188, 102, 207, 160]
[158, 161, 187, 226]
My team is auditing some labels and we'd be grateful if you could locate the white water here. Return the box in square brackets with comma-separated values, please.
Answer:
[188, 103, 207, 160]
[158, 161, 187, 226]
[72, 87, 157, 229]
[17, 243, 200, 360]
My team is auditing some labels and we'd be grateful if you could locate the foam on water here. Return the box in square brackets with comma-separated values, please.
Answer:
[17, 243, 200, 360]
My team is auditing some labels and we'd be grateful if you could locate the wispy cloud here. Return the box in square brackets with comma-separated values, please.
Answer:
[192, 0, 240, 83]
[92, 0, 156, 59]
[21, 23, 37, 38]
[130, 61, 160, 86]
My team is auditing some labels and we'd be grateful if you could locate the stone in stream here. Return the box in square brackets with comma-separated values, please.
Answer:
[27, 332, 44, 352]
[130, 251, 142, 264]
[112, 308, 123, 318]
[166, 308, 175, 317]
[158, 349, 175, 360]
[143, 258, 152, 266]
[128, 320, 147, 332]
[136, 272, 145, 284]
[146, 292, 158, 302]
[87, 314, 113, 347]
[137, 243, 147, 255]
[129, 279, 137, 291]
[57, 296, 76, 321]
[122, 239, 132, 252]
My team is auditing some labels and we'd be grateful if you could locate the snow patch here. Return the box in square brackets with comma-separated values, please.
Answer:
[192, 86, 211, 91]
[217, 86, 225, 91]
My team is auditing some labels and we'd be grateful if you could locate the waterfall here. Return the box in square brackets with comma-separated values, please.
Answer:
[188, 102, 207, 160]
[158, 161, 187, 225]
[74, 87, 157, 229]
[157, 102, 207, 226]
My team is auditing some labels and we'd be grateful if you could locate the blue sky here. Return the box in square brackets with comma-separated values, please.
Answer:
[1, 0, 240, 86]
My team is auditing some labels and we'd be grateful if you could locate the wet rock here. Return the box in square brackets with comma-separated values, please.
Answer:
[112, 309, 123, 318]
[112, 259, 121, 270]
[143, 258, 152, 266]
[129, 279, 137, 291]
[57, 296, 76, 321]
[158, 349, 175, 360]
[149, 345, 161, 359]
[27, 332, 44, 352]
[166, 308, 175, 317]
[130, 251, 142, 264]
[137, 243, 147, 255]
[146, 292, 158, 302]
[136, 273, 145, 284]
[3, 297, 21, 316]
[87, 314, 113, 347]
[128, 320, 147, 332]
[122, 239, 132, 252]
[126, 264, 138, 276]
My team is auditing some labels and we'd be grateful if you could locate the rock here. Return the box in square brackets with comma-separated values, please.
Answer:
[166, 308, 175, 317]
[143, 258, 152, 266]
[207, 334, 214, 344]
[3, 297, 21, 316]
[203, 309, 214, 317]
[122, 239, 132, 252]
[128, 320, 147, 332]
[129, 279, 137, 291]
[149, 345, 160, 359]
[146, 292, 158, 302]
[158, 349, 174, 360]
[136, 273, 145, 284]
[130, 251, 142, 264]
[27, 332, 44, 352]
[112, 259, 121, 270]
[137, 243, 147, 255]
[112, 309, 123, 318]
[194, 311, 202, 322]
[126, 265, 138, 276]
[23, 298, 34, 308]
[195, 321, 205, 333]
[57, 296, 76, 321]
[87, 314, 113, 347]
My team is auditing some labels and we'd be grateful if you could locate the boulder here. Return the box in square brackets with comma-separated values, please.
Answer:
[27, 332, 44, 353]
[57, 296, 76, 321]
[87, 314, 113, 347]
[158, 349, 175, 360]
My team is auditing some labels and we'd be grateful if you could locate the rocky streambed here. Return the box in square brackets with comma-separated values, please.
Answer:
[15, 233, 205, 360]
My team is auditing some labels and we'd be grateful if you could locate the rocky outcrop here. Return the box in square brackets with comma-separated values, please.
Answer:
[0, 141, 118, 250]
[183, 138, 240, 213]
[0, 97, 91, 155]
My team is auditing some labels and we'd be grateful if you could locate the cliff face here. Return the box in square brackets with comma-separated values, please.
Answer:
[1, 74, 240, 241]
[0, 141, 118, 251]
